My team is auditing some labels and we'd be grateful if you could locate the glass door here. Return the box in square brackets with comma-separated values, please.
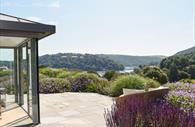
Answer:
[27, 42, 33, 117]
[20, 42, 33, 118]
[21, 45, 28, 112]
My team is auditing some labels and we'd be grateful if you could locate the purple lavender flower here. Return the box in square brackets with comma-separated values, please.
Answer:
[166, 83, 195, 116]
[105, 92, 195, 127]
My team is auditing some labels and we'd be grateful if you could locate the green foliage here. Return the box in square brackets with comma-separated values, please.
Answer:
[111, 75, 160, 97]
[56, 71, 80, 79]
[0, 70, 12, 77]
[144, 78, 160, 91]
[111, 75, 145, 96]
[39, 53, 124, 71]
[187, 65, 195, 79]
[179, 79, 195, 84]
[95, 78, 111, 95]
[5, 84, 15, 95]
[39, 67, 70, 78]
[169, 64, 179, 82]
[39, 67, 160, 96]
[176, 46, 195, 55]
[39, 68, 111, 95]
[87, 71, 100, 77]
[160, 47, 195, 82]
[39, 67, 58, 77]
[103, 70, 119, 81]
[179, 71, 190, 79]
[142, 66, 168, 84]
[70, 72, 110, 94]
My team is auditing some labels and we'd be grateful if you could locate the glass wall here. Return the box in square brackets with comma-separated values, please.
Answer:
[0, 49, 15, 109]
[0, 39, 40, 125]
[27, 42, 33, 118]
[19, 42, 33, 118]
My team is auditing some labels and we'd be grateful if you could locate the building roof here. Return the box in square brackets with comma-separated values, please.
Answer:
[0, 13, 56, 48]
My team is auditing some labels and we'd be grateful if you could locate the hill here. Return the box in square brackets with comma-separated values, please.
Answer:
[175, 46, 195, 55]
[98, 54, 165, 67]
[39, 53, 124, 71]
[0, 53, 166, 71]
[160, 46, 195, 82]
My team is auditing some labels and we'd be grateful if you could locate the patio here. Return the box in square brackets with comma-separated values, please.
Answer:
[37, 93, 113, 127]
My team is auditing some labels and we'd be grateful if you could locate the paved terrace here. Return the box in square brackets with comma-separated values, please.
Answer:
[37, 93, 113, 127]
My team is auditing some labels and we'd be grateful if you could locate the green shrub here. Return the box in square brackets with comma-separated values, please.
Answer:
[57, 71, 72, 78]
[179, 71, 190, 79]
[87, 71, 100, 77]
[71, 73, 100, 92]
[85, 83, 97, 92]
[111, 75, 160, 96]
[111, 75, 146, 96]
[94, 78, 111, 95]
[0, 77, 15, 95]
[142, 66, 168, 84]
[5, 84, 15, 95]
[103, 70, 118, 81]
[70, 72, 111, 94]
[39, 78, 71, 93]
[39, 68, 58, 77]
[179, 79, 195, 84]
[39, 73, 48, 79]
[187, 65, 195, 79]
[0, 70, 12, 77]
[144, 78, 160, 91]
[39, 68, 67, 78]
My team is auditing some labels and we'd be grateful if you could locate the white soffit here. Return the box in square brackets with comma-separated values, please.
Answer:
[0, 36, 28, 47]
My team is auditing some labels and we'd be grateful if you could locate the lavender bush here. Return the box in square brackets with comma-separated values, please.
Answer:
[166, 83, 195, 116]
[167, 83, 195, 93]
[70, 73, 110, 94]
[39, 78, 71, 93]
[104, 91, 195, 127]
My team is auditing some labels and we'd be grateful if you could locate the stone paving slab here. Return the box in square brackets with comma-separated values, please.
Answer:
[37, 93, 113, 127]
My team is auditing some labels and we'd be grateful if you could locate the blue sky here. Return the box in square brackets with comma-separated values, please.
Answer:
[0, 0, 195, 59]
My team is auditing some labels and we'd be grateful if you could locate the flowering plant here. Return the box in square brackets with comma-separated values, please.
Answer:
[166, 83, 195, 116]
[104, 90, 195, 127]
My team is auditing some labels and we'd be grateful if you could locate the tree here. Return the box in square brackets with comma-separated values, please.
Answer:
[169, 64, 179, 82]
[187, 65, 195, 79]
[103, 70, 118, 81]
[142, 66, 168, 84]
[178, 71, 190, 80]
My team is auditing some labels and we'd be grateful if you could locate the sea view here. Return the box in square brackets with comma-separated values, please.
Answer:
[0, 0, 194, 127]
[97, 66, 135, 76]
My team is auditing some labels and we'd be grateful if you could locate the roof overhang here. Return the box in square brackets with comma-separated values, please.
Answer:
[0, 13, 56, 48]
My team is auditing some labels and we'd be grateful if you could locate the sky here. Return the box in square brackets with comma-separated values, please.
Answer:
[0, 0, 195, 60]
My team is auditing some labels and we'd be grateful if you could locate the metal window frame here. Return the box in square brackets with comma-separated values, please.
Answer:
[0, 13, 55, 125]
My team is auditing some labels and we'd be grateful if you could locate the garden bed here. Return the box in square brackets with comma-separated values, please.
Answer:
[105, 86, 194, 127]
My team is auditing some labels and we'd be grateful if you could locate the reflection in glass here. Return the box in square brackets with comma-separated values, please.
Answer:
[0, 49, 15, 110]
